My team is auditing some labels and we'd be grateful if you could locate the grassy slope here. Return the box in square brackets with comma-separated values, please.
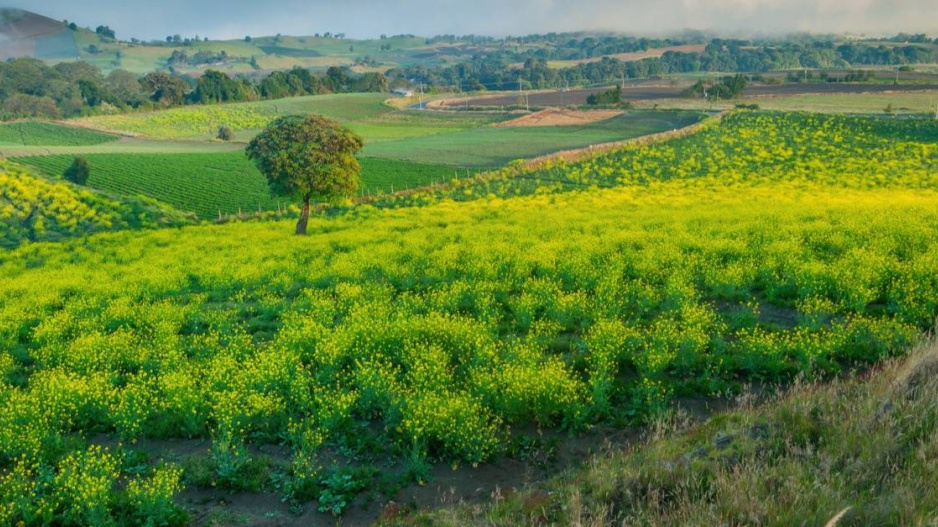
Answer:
[404, 339, 938, 526]
[0, 122, 118, 147]
[14, 153, 474, 217]
[76, 33, 452, 75]
[2, 112, 938, 525]
[72, 93, 394, 139]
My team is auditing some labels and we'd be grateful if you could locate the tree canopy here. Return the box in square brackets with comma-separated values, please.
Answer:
[246, 115, 364, 234]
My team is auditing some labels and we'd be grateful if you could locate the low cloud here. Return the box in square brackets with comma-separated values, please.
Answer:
[15, 0, 938, 41]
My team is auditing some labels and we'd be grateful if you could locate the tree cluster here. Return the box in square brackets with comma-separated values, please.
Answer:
[0, 59, 390, 120]
[393, 38, 938, 92]
[586, 85, 623, 105]
[683, 74, 748, 100]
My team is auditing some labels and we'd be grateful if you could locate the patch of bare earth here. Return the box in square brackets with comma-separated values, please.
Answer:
[492, 108, 623, 128]
[585, 44, 707, 64]
[510, 44, 707, 69]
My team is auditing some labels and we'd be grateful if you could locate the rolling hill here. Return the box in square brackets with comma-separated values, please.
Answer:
[0, 8, 78, 60]
[0, 7, 470, 74]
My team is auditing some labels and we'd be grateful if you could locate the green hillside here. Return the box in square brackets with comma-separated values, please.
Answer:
[0, 122, 118, 146]
[0, 160, 192, 248]
[15, 153, 472, 218]
[2, 112, 938, 525]
[0, 8, 79, 61]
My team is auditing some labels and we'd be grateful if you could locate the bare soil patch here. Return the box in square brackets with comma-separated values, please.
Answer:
[562, 44, 708, 66]
[509, 45, 708, 69]
[492, 108, 623, 127]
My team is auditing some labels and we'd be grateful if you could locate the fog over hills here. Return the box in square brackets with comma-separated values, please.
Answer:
[7, 0, 937, 41]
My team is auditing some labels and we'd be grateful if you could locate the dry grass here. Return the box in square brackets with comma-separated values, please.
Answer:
[387, 333, 938, 526]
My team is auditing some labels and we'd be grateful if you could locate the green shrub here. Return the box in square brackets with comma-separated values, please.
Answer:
[64, 157, 91, 185]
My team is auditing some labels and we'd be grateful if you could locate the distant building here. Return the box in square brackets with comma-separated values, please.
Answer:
[392, 88, 414, 97]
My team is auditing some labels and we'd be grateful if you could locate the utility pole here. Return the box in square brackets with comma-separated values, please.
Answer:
[417, 83, 423, 110]
[517, 80, 529, 112]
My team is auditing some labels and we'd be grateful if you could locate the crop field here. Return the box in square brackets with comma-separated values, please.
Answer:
[0, 137, 246, 158]
[28, 100, 704, 219]
[442, 82, 938, 108]
[2, 111, 938, 524]
[0, 161, 191, 248]
[363, 110, 704, 166]
[382, 112, 938, 205]
[744, 90, 938, 114]
[74, 93, 393, 139]
[641, 89, 938, 114]
[0, 122, 118, 147]
[15, 153, 470, 218]
[72, 93, 509, 142]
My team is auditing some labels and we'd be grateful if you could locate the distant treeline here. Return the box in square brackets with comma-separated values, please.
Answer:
[0, 59, 389, 120]
[398, 39, 938, 91]
[2, 34, 937, 120]
[424, 34, 699, 62]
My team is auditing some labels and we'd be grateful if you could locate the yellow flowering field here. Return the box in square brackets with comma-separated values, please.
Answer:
[1, 112, 938, 522]
[0, 161, 193, 249]
[377, 111, 938, 207]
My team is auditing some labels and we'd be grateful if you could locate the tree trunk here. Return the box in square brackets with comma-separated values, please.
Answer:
[295, 196, 310, 235]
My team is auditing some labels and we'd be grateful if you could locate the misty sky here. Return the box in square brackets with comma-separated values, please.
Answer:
[12, 0, 938, 41]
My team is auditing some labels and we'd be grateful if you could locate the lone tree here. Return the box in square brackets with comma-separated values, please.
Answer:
[217, 125, 233, 141]
[246, 115, 363, 235]
[64, 157, 91, 185]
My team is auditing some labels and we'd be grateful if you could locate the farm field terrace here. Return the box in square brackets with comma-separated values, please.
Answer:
[0, 137, 245, 158]
[636, 89, 938, 115]
[361, 110, 704, 167]
[14, 93, 703, 218]
[1, 112, 938, 524]
[0, 122, 119, 147]
[14, 153, 472, 218]
[70, 93, 421, 140]
[67, 93, 701, 150]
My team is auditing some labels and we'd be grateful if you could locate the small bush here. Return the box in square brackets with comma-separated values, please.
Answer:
[64, 157, 91, 185]
[217, 125, 233, 141]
